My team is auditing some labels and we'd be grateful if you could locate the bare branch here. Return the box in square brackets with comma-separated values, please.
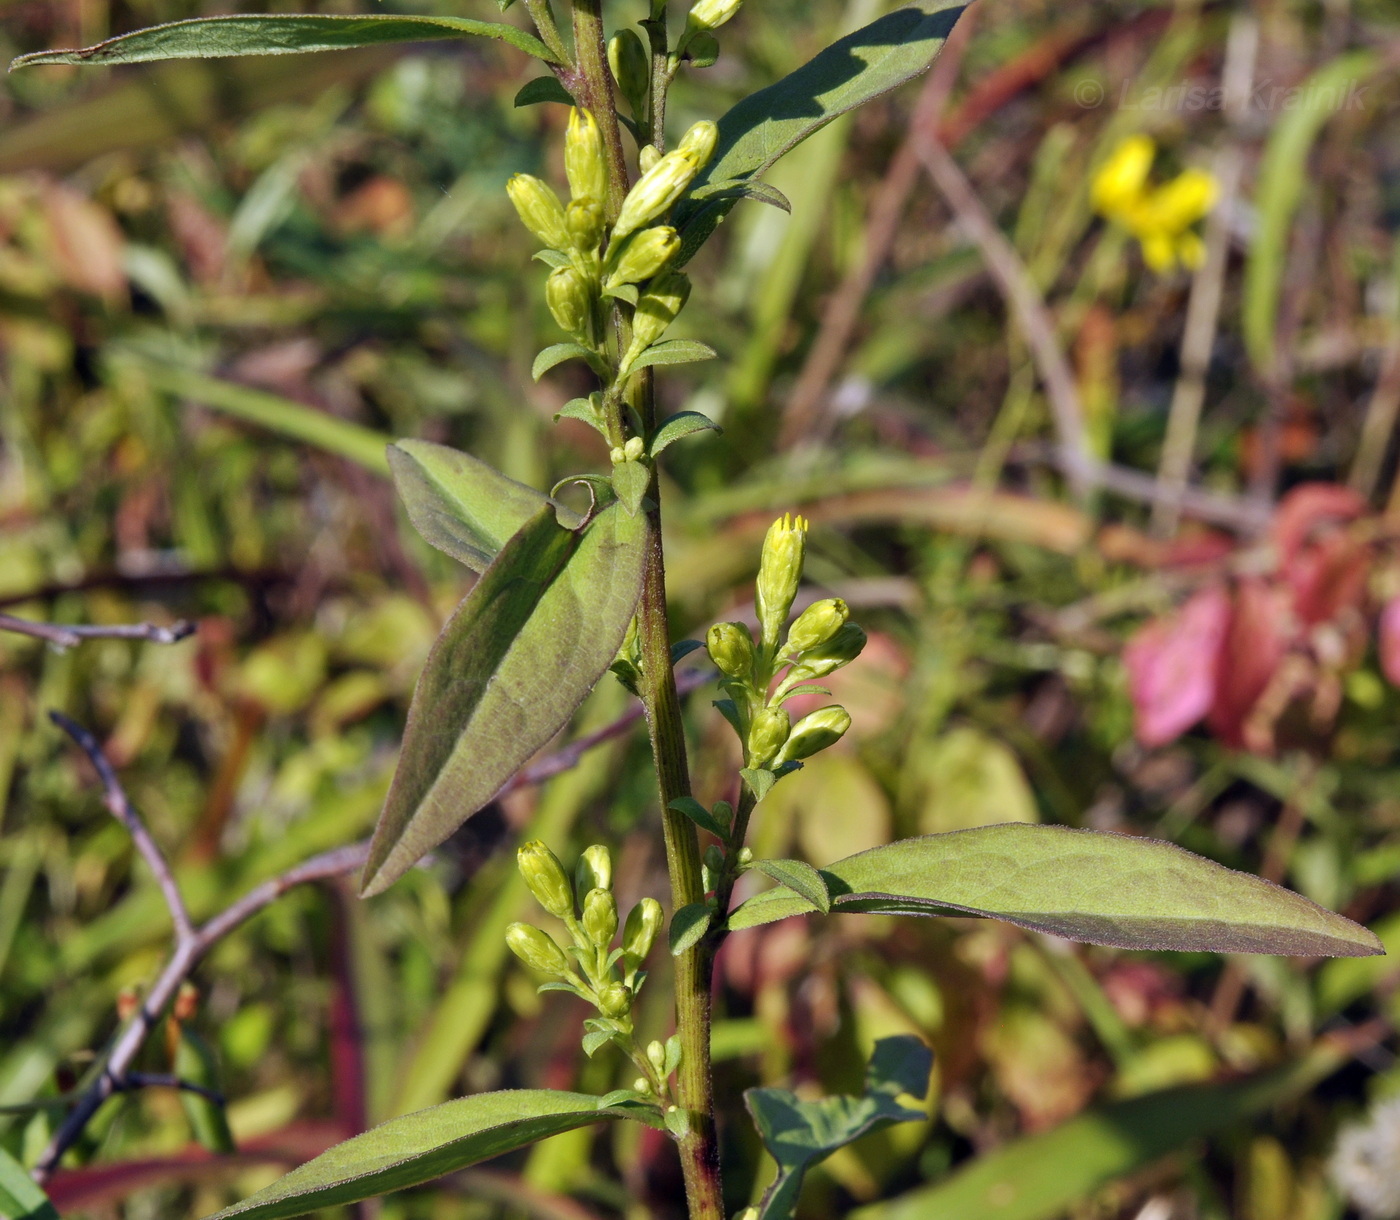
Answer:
[0, 614, 194, 649]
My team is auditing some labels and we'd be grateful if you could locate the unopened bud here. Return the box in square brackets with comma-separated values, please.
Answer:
[638, 145, 662, 174]
[647, 1040, 667, 1075]
[507, 174, 570, 250]
[703, 843, 724, 875]
[755, 514, 808, 650]
[622, 896, 663, 962]
[576, 844, 613, 896]
[746, 705, 790, 769]
[686, 0, 742, 33]
[598, 983, 632, 1019]
[707, 621, 755, 679]
[775, 705, 851, 765]
[566, 197, 605, 252]
[675, 120, 719, 170]
[582, 887, 619, 948]
[736, 846, 753, 866]
[625, 271, 690, 363]
[634, 1077, 652, 1094]
[546, 266, 594, 341]
[789, 621, 867, 681]
[506, 922, 570, 975]
[609, 445, 626, 464]
[786, 598, 849, 655]
[604, 225, 680, 289]
[622, 436, 646, 461]
[608, 29, 650, 115]
[518, 840, 575, 920]
[614, 152, 702, 240]
[565, 108, 609, 208]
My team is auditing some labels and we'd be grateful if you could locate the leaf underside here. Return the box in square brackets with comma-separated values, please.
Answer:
[726, 823, 1383, 957]
[203, 1091, 636, 1220]
[387, 439, 580, 574]
[361, 502, 646, 895]
[10, 14, 556, 69]
[674, 0, 967, 261]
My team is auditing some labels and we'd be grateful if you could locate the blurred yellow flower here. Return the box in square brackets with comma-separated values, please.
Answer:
[1091, 136, 1218, 273]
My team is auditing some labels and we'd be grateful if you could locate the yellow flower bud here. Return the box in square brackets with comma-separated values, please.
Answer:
[646, 1039, 667, 1075]
[624, 271, 690, 365]
[1135, 168, 1217, 235]
[506, 922, 570, 975]
[755, 513, 808, 650]
[576, 843, 613, 895]
[623, 436, 646, 461]
[614, 151, 702, 240]
[582, 887, 619, 948]
[788, 621, 867, 681]
[785, 597, 849, 656]
[507, 173, 571, 251]
[604, 225, 680, 289]
[675, 119, 719, 170]
[517, 840, 575, 920]
[686, 0, 742, 32]
[597, 982, 632, 1019]
[707, 621, 755, 679]
[1090, 135, 1154, 219]
[775, 705, 850, 765]
[566, 197, 605, 252]
[622, 896, 663, 962]
[608, 29, 650, 115]
[565, 108, 609, 208]
[746, 705, 790, 769]
[638, 145, 662, 174]
[546, 266, 595, 341]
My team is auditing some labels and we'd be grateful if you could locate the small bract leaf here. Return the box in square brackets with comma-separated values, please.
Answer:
[514, 75, 575, 107]
[533, 249, 571, 269]
[669, 902, 713, 956]
[10, 14, 558, 70]
[627, 339, 718, 373]
[201, 1091, 643, 1220]
[726, 824, 1383, 957]
[687, 179, 792, 213]
[612, 459, 650, 516]
[749, 858, 830, 914]
[387, 440, 579, 573]
[362, 503, 646, 895]
[669, 797, 729, 840]
[670, 639, 704, 664]
[651, 410, 721, 456]
[533, 342, 608, 381]
[739, 767, 778, 803]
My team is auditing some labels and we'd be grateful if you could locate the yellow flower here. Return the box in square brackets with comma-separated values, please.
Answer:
[1091, 137, 1218, 273]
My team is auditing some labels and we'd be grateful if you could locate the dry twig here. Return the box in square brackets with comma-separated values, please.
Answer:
[0, 614, 194, 649]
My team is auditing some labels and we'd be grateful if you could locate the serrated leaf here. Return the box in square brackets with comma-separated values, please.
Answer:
[726, 824, 1383, 957]
[674, 0, 968, 262]
[669, 902, 713, 956]
[669, 797, 729, 840]
[0, 1145, 59, 1220]
[626, 339, 718, 374]
[533, 342, 608, 381]
[533, 249, 571, 268]
[11, 14, 558, 71]
[362, 504, 646, 895]
[202, 1090, 642, 1220]
[611, 459, 650, 517]
[749, 858, 830, 914]
[387, 439, 580, 573]
[670, 639, 704, 664]
[739, 767, 778, 803]
[514, 75, 575, 107]
[747, 1036, 930, 1220]
[651, 410, 721, 456]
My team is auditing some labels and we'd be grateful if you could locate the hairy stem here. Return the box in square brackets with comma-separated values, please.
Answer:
[523, 0, 573, 66]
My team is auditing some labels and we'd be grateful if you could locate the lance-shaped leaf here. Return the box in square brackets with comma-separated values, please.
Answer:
[674, 0, 967, 261]
[11, 13, 558, 70]
[204, 1090, 650, 1220]
[362, 502, 646, 895]
[747, 1036, 931, 1219]
[387, 440, 580, 573]
[726, 824, 1383, 957]
[0, 1146, 59, 1220]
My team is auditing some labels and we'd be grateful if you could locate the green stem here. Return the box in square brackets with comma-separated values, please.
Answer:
[524, 0, 572, 65]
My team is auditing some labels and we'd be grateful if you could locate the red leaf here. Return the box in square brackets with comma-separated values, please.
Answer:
[1379, 596, 1400, 687]
[1270, 483, 1365, 565]
[1123, 585, 1231, 747]
[1207, 579, 1292, 748]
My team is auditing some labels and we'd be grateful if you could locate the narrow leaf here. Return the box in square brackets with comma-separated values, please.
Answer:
[674, 0, 968, 260]
[12, 14, 558, 70]
[203, 1090, 642, 1220]
[726, 824, 1382, 957]
[362, 504, 646, 895]
[553, 398, 606, 434]
[626, 339, 718, 374]
[0, 1146, 59, 1220]
[669, 797, 729, 840]
[514, 75, 575, 107]
[687, 178, 792, 213]
[669, 902, 713, 956]
[670, 639, 704, 664]
[533, 342, 607, 381]
[749, 858, 830, 914]
[533, 249, 571, 269]
[651, 410, 721, 456]
[387, 439, 579, 574]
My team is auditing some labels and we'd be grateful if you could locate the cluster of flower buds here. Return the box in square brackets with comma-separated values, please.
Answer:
[706, 514, 865, 776]
[506, 106, 717, 372]
[506, 840, 663, 1026]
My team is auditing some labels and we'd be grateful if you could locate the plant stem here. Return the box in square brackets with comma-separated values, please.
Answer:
[570, 0, 631, 223]
[523, 0, 572, 66]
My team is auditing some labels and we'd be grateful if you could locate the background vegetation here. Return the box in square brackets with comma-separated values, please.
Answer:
[2, 0, 1400, 1216]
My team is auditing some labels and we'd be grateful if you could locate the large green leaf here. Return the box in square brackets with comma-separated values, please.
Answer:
[387, 440, 580, 573]
[361, 502, 646, 895]
[204, 1090, 644, 1220]
[726, 824, 1382, 956]
[0, 1145, 59, 1220]
[674, 0, 967, 260]
[11, 14, 556, 69]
